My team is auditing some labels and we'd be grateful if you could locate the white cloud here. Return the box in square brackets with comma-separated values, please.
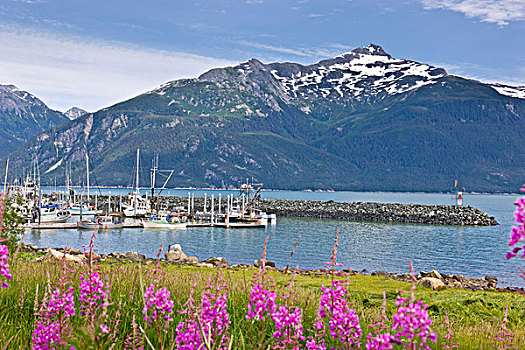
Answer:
[422, 0, 525, 26]
[0, 26, 235, 111]
[236, 40, 353, 59]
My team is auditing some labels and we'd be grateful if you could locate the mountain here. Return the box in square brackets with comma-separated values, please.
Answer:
[0, 84, 68, 158]
[64, 107, 88, 120]
[4, 44, 525, 192]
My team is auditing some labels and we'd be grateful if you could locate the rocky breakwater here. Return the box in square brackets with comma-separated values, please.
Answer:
[258, 199, 498, 226]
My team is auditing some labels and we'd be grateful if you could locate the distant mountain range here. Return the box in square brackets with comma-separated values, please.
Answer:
[0, 84, 67, 158]
[2, 44, 525, 192]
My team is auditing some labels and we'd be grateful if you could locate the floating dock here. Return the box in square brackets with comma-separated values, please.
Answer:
[22, 221, 267, 230]
[22, 222, 143, 230]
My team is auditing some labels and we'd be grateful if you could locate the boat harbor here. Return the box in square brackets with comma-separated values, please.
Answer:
[6, 149, 275, 232]
[7, 148, 497, 231]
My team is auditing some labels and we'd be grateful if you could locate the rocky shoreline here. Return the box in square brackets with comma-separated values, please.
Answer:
[64, 194, 498, 226]
[22, 243, 522, 294]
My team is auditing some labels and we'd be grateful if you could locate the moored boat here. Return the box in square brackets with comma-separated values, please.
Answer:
[141, 213, 187, 229]
[77, 214, 123, 229]
[39, 204, 71, 223]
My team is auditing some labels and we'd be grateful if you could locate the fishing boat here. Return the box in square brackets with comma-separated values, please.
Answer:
[142, 212, 187, 229]
[69, 202, 101, 216]
[123, 192, 150, 217]
[123, 149, 152, 217]
[227, 180, 276, 226]
[69, 154, 101, 215]
[39, 204, 71, 223]
[77, 214, 123, 230]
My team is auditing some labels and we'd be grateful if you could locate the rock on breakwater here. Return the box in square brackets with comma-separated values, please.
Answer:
[257, 199, 498, 226]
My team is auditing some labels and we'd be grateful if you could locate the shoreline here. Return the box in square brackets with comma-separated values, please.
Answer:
[21, 243, 524, 294]
[38, 185, 523, 196]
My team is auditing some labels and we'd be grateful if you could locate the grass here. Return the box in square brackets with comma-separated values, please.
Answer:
[0, 256, 524, 349]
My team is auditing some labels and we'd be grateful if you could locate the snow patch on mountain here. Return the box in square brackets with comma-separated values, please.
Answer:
[64, 107, 88, 120]
[0, 84, 47, 111]
[489, 84, 525, 99]
[269, 44, 447, 100]
[44, 158, 63, 174]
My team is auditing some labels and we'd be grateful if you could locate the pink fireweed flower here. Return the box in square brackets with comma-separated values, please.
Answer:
[246, 236, 276, 321]
[271, 305, 304, 349]
[392, 262, 437, 350]
[492, 305, 514, 350]
[32, 283, 76, 349]
[176, 272, 231, 349]
[142, 283, 174, 324]
[324, 230, 343, 277]
[271, 269, 305, 349]
[317, 280, 362, 349]
[176, 275, 199, 349]
[442, 310, 459, 350]
[392, 297, 436, 349]
[305, 311, 326, 350]
[246, 283, 277, 321]
[124, 315, 144, 350]
[507, 186, 525, 261]
[0, 241, 12, 288]
[175, 317, 201, 350]
[78, 271, 106, 316]
[199, 273, 231, 348]
[366, 333, 395, 350]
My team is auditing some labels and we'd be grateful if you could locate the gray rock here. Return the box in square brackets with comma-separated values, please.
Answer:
[124, 251, 145, 262]
[484, 275, 498, 282]
[38, 249, 87, 263]
[183, 256, 199, 265]
[371, 271, 389, 277]
[419, 277, 446, 291]
[196, 262, 214, 268]
[108, 252, 122, 259]
[206, 257, 228, 267]
[254, 259, 276, 268]
[429, 270, 443, 280]
[165, 244, 187, 262]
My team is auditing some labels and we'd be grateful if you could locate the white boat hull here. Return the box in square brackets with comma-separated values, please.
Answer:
[69, 208, 101, 216]
[40, 214, 70, 223]
[77, 221, 123, 230]
[142, 220, 187, 229]
[123, 207, 149, 217]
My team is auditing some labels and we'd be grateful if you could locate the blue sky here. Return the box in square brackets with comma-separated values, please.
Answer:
[0, 0, 524, 111]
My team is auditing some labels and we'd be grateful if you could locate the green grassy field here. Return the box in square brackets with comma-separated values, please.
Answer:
[1, 256, 524, 349]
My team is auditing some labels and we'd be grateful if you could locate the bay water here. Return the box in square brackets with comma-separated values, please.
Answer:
[26, 189, 523, 287]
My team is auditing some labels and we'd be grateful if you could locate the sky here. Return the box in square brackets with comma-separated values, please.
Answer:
[0, 0, 524, 111]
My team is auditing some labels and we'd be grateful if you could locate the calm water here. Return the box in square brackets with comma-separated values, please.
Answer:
[29, 189, 523, 287]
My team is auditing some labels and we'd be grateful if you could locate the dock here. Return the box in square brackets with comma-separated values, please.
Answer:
[22, 222, 144, 230]
[212, 222, 267, 228]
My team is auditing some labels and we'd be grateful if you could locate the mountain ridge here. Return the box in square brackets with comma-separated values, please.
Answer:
[2, 44, 525, 192]
[0, 84, 68, 157]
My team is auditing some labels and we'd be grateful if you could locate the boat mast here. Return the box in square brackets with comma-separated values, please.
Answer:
[136, 149, 140, 193]
[66, 162, 70, 206]
[134, 148, 139, 217]
[86, 153, 90, 203]
[151, 154, 157, 198]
